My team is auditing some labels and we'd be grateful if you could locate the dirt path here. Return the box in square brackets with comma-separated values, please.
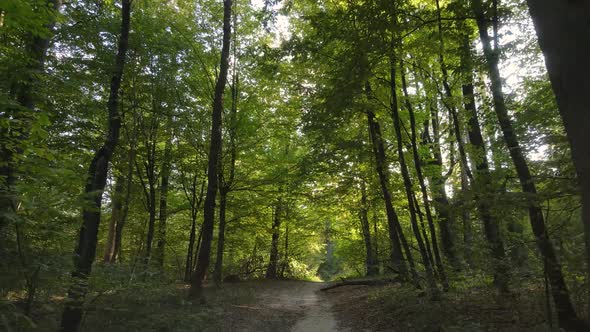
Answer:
[289, 282, 341, 332]
[222, 281, 344, 332]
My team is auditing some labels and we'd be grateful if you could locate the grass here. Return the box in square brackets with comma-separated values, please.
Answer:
[2, 281, 259, 332]
[326, 274, 585, 332]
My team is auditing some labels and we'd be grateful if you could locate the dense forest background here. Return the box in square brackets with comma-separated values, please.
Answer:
[1, 0, 590, 331]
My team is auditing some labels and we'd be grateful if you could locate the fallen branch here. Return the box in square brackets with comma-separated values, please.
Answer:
[320, 278, 401, 291]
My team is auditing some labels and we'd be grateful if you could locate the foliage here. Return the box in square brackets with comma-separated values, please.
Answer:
[1, 0, 588, 329]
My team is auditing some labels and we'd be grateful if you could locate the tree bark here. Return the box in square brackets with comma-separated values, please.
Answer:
[184, 175, 205, 281]
[280, 221, 290, 278]
[360, 179, 378, 276]
[155, 128, 173, 268]
[525, 0, 590, 319]
[459, 21, 509, 291]
[390, 61, 439, 296]
[103, 174, 124, 263]
[60, 1, 130, 330]
[422, 105, 456, 268]
[460, 154, 472, 267]
[372, 205, 380, 273]
[140, 121, 158, 266]
[365, 91, 407, 279]
[431, 1, 463, 270]
[473, 1, 585, 329]
[401, 62, 449, 290]
[189, 0, 232, 298]
[412, 193, 435, 271]
[213, 56, 238, 285]
[266, 201, 281, 279]
[113, 123, 137, 263]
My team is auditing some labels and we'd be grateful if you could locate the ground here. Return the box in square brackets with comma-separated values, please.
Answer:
[222, 280, 341, 332]
[6, 280, 343, 331]
[3, 278, 578, 331]
[327, 282, 564, 331]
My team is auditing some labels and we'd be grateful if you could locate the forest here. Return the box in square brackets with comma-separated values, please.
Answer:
[1, 0, 590, 331]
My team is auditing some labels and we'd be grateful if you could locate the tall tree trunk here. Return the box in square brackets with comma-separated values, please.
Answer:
[473, 1, 585, 329]
[185, 216, 197, 281]
[360, 180, 378, 276]
[401, 62, 449, 290]
[459, 19, 509, 292]
[113, 123, 137, 263]
[0, 0, 62, 235]
[430, 0, 461, 270]
[422, 105, 457, 268]
[60, 1, 130, 330]
[460, 155, 472, 267]
[142, 128, 158, 265]
[372, 205, 380, 274]
[412, 193, 435, 271]
[525, 1, 590, 318]
[365, 95, 407, 279]
[213, 48, 238, 284]
[281, 221, 289, 277]
[103, 174, 124, 263]
[155, 129, 173, 268]
[390, 62, 439, 296]
[189, 0, 232, 298]
[184, 176, 205, 282]
[266, 201, 281, 279]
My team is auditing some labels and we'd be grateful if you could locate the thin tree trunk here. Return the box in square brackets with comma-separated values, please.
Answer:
[185, 215, 197, 281]
[390, 62, 439, 296]
[60, 1, 130, 330]
[365, 93, 407, 279]
[213, 49, 238, 285]
[143, 129, 158, 266]
[412, 193, 435, 272]
[103, 174, 124, 263]
[430, 0, 462, 270]
[189, 0, 232, 298]
[266, 201, 281, 279]
[113, 124, 137, 263]
[372, 205, 380, 274]
[423, 106, 457, 267]
[360, 180, 378, 276]
[460, 155, 472, 267]
[473, 1, 585, 329]
[459, 18, 509, 292]
[281, 221, 289, 277]
[184, 176, 204, 281]
[155, 129, 173, 268]
[401, 62, 449, 290]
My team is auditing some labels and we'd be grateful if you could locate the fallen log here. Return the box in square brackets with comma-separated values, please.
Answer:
[320, 277, 401, 291]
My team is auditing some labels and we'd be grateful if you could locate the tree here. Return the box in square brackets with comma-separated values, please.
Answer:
[0, 0, 62, 235]
[189, 0, 233, 298]
[213, 9, 240, 283]
[359, 179, 378, 276]
[390, 59, 440, 295]
[472, 0, 585, 329]
[525, 0, 590, 300]
[60, 0, 131, 330]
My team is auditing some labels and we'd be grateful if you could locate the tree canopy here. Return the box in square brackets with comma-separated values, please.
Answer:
[1, 0, 590, 331]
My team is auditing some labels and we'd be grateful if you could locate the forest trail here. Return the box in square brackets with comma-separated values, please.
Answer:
[287, 282, 341, 332]
[225, 281, 345, 332]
